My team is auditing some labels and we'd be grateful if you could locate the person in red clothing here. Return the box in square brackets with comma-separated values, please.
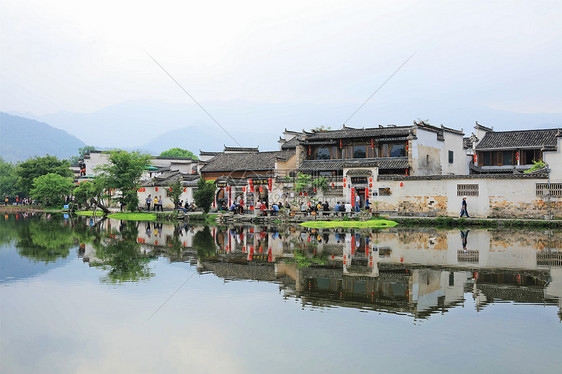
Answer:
[260, 200, 267, 216]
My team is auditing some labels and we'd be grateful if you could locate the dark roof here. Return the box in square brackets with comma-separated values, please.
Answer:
[303, 125, 413, 141]
[224, 146, 259, 153]
[476, 129, 561, 150]
[199, 151, 221, 156]
[298, 157, 409, 172]
[201, 150, 295, 172]
[280, 136, 299, 150]
[378, 170, 548, 180]
[142, 171, 200, 187]
[463, 137, 474, 149]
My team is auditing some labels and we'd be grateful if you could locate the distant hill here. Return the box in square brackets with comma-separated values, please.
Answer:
[0, 112, 85, 162]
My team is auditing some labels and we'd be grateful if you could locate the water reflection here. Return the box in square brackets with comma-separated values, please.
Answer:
[2, 214, 562, 320]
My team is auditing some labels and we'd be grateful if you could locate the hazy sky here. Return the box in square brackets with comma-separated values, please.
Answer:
[1, 0, 561, 117]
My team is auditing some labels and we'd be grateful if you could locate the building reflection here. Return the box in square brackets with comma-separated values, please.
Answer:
[74, 217, 562, 319]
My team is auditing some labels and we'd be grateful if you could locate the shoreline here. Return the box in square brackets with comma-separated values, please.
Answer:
[3, 205, 561, 228]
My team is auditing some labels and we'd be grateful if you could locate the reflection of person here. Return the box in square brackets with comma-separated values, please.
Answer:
[460, 229, 470, 251]
[460, 196, 470, 217]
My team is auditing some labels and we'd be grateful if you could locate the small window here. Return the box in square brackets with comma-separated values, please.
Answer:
[353, 145, 367, 159]
[482, 152, 491, 166]
[536, 183, 562, 197]
[502, 151, 513, 165]
[448, 150, 454, 164]
[390, 144, 406, 157]
[457, 184, 479, 197]
[316, 147, 331, 160]
[379, 187, 391, 196]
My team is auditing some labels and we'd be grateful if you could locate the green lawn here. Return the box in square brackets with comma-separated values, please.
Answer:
[75, 210, 105, 217]
[299, 219, 398, 228]
[107, 212, 157, 221]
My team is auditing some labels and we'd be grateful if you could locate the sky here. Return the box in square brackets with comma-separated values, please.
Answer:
[1, 0, 561, 135]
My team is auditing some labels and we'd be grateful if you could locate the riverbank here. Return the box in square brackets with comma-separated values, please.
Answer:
[2, 205, 561, 228]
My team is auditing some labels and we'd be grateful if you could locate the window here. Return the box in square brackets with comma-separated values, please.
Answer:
[502, 151, 513, 165]
[381, 144, 389, 157]
[390, 144, 406, 157]
[448, 150, 454, 164]
[524, 149, 541, 165]
[353, 145, 367, 159]
[482, 152, 491, 166]
[379, 187, 391, 196]
[316, 147, 331, 160]
[536, 183, 562, 197]
[457, 184, 479, 197]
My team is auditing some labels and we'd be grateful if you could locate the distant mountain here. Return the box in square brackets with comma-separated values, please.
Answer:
[0, 112, 86, 162]
[37, 99, 562, 152]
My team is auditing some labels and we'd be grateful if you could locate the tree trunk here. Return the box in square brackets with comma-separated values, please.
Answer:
[91, 198, 110, 214]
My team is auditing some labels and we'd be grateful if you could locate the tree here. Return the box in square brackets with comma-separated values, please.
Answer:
[159, 148, 198, 160]
[97, 150, 151, 212]
[16, 155, 73, 196]
[0, 157, 18, 198]
[30, 173, 74, 206]
[193, 179, 215, 214]
[73, 179, 110, 214]
[310, 125, 331, 132]
[168, 177, 184, 208]
[294, 172, 313, 192]
[69, 146, 96, 166]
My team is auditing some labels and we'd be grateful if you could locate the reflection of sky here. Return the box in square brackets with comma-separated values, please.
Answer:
[1, 241, 561, 374]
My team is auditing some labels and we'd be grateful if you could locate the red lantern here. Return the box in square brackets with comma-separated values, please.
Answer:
[308, 146, 311, 155]
[339, 139, 342, 148]
[169, 188, 172, 192]
[331, 182, 335, 188]
[299, 191, 302, 196]
[343, 183, 346, 187]
[155, 187, 158, 191]
[400, 182, 403, 187]
[249, 179, 253, 186]
[406, 144, 409, 151]
[183, 188, 186, 192]
[259, 186, 263, 193]
[369, 177, 372, 182]
[313, 188, 316, 193]
[371, 139, 374, 148]
[405, 169, 409, 176]
[304, 192, 307, 196]
[243, 186, 246, 192]
[369, 183, 372, 187]
[516, 152, 520, 161]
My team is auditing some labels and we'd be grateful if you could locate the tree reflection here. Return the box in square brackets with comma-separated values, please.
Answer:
[193, 226, 216, 260]
[94, 220, 155, 283]
[16, 217, 74, 263]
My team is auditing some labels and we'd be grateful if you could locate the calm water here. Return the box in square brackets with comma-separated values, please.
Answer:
[1, 213, 561, 374]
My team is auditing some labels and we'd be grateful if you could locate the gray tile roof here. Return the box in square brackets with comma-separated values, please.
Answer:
[280, 136, 299, 149]
[224, 146, 259, 153]
[201, 150, 295, 172]
[303, 125, 413, 141]
[378, 170, 548, 180]
[475, 129, 561, 150]
[298, 157, 409, 171]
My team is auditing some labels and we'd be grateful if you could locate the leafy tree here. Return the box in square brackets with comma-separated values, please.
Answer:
[310, 125, 331, 132]
[30, 173, 74, 206]
[16, 218, 74, 263]
[16, 155, 73, 196]
[73, 179, 110, 214]
[168, 177, 184, 208]
[69, 145, 96, 166]
[97, 150, 151, 211]
[294, 172, 313, 192]
[159, 148, 198, 160]
[0, 157, 18, 198]
[312, 176, 328, 192]
[193, 178, 215, 214]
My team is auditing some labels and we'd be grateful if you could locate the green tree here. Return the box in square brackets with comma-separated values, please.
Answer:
[192, 226, 216, 260]
[159, 148, 198, 160]
[16, 218, 74, 263]
[16, 155, 73, 196]
[97, 150, 151, 212]
[69, 145, 96, 166]
[30, 173, 74, 206]
[312, 176, 328, 192]
[73, 179, 110, 214]
[0, 157, 18, 198]
[193, 178, 215, 214]
[294, 172, 312, 192]
[168, 177, 184, 208]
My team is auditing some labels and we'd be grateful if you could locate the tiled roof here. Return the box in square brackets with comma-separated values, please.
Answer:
[143, 171, 200, 187]
[298, 157, 409, 171]
[199, 151, 221, 156]
[201, 150, 295, 172]
[463, 137, 473, 149]
[475, 129, 561, 150]
[280, 137, 299, 149]
[303, 125, 413, 141]
[378, 170, 548, 180]
[224, 146, 259, 153]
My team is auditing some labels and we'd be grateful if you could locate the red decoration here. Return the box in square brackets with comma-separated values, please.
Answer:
[369, 177, 372, 182]
[371, 139, 374, 148]
[268, 178, 272, 191]
[259, 186, 263, 193]
[313, 188, 316, 193]
[339, 139, 342, 148]
[183, 188, 186, 192]
[243, 186, 246, 192]
[331, 182, 335, 188]
[400, 182, 403, 187]
[369, 183, 372, 188]
[308, 146, 311, 155]
[169, 188, 172, 192]
[155, 187, 158, 191]
[405, 169, 409, 176]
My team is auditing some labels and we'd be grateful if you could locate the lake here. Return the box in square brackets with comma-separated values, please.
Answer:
[1, 213, 561, 373]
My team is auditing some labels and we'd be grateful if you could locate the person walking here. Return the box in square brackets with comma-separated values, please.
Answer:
[146, 194, 152, 211]
[355, 193, 361, 212]
[460, 196, 470, 218]
[158, 195, 163, 212]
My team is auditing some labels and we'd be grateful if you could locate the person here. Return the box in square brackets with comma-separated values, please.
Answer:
[238, 197, 244, 214]
[146, 194, 152, 211]
[271, 203, 279, 216]
[365, 197, 370, 212]
[229, 202, 236, 212]
[153, 195, 158, 211]
[355, 193, 360, 212]
[256, 200, 262, 212]
[334, 201, 341, 214]
[261, 200, 267, 216]
[460, 196, 470, 217]
[4, 196, 8, 205]
[323, 201, 330, 211]
[345, 201, 352, 213]
[158, 195, 163, 212]
[300, 201, 307, 213]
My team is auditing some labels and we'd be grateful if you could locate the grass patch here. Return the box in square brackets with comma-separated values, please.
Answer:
[75, 210, 105, 217]
[107, 212, 157, 221]
[299, 219, 398, 228]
